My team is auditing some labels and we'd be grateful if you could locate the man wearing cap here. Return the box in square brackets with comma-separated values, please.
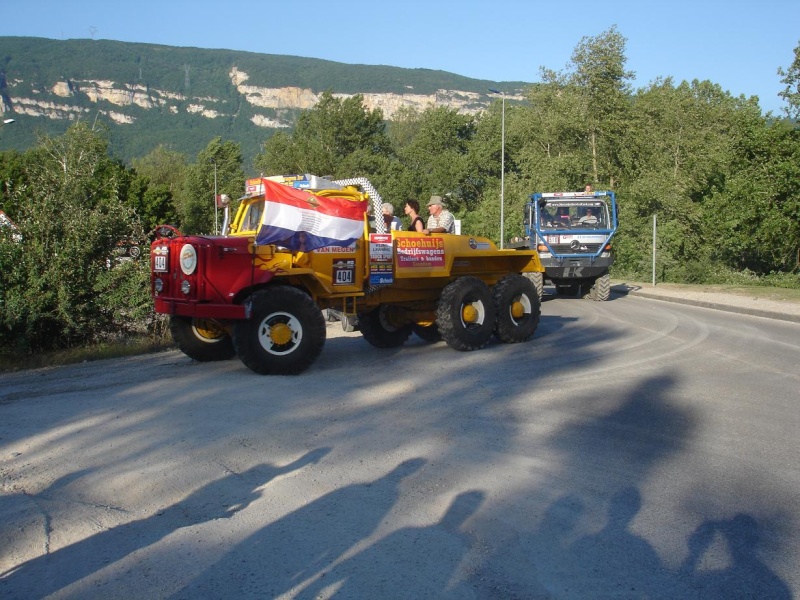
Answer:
[424, 195, 456, 234]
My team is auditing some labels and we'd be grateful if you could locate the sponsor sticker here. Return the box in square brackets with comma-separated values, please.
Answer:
[369, 233, 394, 284]
[396, 237, 445, 268]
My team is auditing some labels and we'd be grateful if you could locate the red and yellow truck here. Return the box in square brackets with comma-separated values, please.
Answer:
[151, 175, 544, 374]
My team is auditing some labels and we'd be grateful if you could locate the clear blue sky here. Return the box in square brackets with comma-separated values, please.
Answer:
[1, 0, 797, 115]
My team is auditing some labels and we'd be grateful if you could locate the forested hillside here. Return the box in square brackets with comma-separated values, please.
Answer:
[0, 36, 523, 164]
[1, 28, 799, 356]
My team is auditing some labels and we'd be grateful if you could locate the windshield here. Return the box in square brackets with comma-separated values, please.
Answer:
[538, 201, 608, 230]
[234, 199, 264, 234]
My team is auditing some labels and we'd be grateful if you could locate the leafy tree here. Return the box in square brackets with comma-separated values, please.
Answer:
[507, 28, 633, 197]
[387, 106, 424, 149]
[568, 25, 634, 188]
[703, 113, 800, 273]
[472, 28, 634, 246]
[616, 79, 765, 279]
[254, 92, 392, 179]
[486, 27, 634, 247]
[175, 137, 244, 234]
[0, 122, 145, 351]
[130, 146, 187, 231]
[467, 100, 534, 243]
[93, 257, 154, 336]
[393, 106, 476, 213]
[131, 145, 188, 186]
[778, 39, 800, 120]
[0, 149, 30, 221]
[514, 79, 588, 191]
[127, 176, 178, 233]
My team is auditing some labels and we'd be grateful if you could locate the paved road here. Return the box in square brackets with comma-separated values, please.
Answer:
[1, 292, 798, 599]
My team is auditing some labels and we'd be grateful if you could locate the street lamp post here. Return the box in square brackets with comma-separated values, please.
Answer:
[488, 89, 505, 248]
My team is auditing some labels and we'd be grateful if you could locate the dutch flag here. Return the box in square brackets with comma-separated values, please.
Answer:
[255, 178, 367, 252]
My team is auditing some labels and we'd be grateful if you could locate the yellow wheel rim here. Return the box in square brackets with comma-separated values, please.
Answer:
[193, 319, 225, 340]
[462, 304, 479, 323]
[270, 322, 293, 346]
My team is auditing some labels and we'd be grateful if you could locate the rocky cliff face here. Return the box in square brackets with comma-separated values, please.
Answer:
[2, 66, 523, 129]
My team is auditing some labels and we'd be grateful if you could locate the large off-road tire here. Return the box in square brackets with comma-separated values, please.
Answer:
[492, 275, 541, 343]
[170, 316, 235, 362]
[523, 271, 544, 302]
[411, 323, 442, 343]
[583, 273, 611, 301]
[358, 305, 412, 348]
[436, 276, 496, 351]
[594, 273, 611, 301]
[233, 287, 326, 375]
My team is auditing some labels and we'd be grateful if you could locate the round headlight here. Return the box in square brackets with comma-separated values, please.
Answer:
[154, 278, 164, 292]
[181, 280, 191, 295]
[179, 244, 197, 275]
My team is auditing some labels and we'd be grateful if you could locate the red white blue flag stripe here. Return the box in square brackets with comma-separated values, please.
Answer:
[255, 178, 367, 251]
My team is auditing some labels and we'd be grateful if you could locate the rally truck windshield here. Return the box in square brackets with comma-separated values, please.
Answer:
[523, 191, 618, 261]
[233, 198, 264, 235]
[538, 201, 608, 230]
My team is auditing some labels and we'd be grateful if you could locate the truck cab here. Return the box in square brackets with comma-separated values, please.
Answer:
[513, 191, 617, 301]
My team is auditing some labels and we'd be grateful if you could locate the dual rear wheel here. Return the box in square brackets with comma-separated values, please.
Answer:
[359, 275, 540, 353]
[437, 275, 540, 350]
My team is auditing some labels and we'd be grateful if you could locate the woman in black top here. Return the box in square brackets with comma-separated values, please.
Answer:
[404, 199, 425, 232]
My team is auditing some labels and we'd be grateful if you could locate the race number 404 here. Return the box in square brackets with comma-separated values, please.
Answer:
[154, 255, 168, 272]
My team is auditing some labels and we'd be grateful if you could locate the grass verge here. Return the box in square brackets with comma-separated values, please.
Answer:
[0, 337, 175, 374]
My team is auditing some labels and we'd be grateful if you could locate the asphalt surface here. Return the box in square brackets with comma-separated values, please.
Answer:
[1, 282, 799, 599]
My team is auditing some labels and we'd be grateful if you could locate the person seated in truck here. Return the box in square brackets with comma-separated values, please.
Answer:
[578, 207, 599, 225]
[404, 199, 425, 232]
[382, 202, 403, 230]
[555, 207, 571, 224]
[539, 208, 555, 228]
[424, 195, 455, 234]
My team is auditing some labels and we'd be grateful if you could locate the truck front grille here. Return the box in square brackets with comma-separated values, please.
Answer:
[549, 243, 603, 254]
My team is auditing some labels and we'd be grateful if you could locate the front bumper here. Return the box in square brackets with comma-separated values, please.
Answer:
[540, 255, 613, 279]
[154, 297, 249, 320]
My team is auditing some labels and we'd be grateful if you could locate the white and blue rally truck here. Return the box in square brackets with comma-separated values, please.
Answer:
[511, 190, 618, 301]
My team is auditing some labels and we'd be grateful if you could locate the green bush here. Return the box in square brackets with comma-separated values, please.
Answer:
[0, 124, 149, 352]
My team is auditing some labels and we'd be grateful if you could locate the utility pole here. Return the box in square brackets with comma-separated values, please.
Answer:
[488, 89, 505, 248]
[212, 159, 218, 235]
